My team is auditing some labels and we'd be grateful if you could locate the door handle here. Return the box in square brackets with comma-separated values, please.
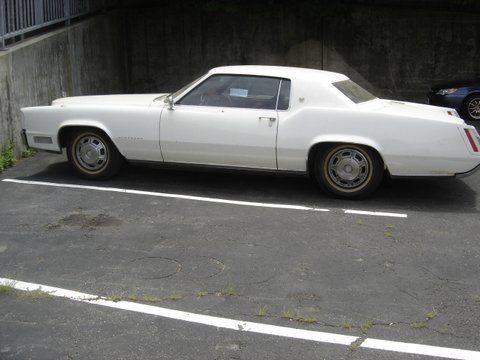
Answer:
[259, 117, 276, 122]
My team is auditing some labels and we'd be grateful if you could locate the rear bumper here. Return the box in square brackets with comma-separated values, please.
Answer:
[456, 162, 480, 178]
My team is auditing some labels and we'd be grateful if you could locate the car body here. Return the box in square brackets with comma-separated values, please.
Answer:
[21, 65, 480, 198]
[427, 78, 480, 121]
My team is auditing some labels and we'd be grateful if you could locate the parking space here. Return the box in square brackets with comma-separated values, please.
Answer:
[1, 152, 480, 359]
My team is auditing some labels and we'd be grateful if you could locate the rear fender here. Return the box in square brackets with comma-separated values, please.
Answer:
[308, 134, 387, 170]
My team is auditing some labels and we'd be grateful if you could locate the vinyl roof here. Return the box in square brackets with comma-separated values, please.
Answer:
[209, 65, 348, 83]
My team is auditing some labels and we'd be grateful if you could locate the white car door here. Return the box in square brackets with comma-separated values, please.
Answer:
[160, 75, 285, 169]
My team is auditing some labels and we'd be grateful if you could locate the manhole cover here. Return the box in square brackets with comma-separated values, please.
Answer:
[181, 256, 225, 279]
[128, 257, 181, 280]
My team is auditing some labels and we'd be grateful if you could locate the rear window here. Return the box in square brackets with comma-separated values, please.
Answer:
[333, 80, 376, 104]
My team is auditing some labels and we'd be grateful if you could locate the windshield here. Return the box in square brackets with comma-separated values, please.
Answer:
[332, 80, 376, 104]
[172, 75, 206, 100]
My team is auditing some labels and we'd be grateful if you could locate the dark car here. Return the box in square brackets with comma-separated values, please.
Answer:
[427, 79, 480, 121]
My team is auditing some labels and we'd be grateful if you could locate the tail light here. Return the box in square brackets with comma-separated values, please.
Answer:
[464, 128, 480, 152]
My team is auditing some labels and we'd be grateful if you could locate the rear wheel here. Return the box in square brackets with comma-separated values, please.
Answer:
[314, 144, 383, 199]
[462, 94, 480, 121]
[67, 129, 123, 179]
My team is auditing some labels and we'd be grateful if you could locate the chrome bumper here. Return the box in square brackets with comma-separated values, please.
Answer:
[21, 129, 29, 148]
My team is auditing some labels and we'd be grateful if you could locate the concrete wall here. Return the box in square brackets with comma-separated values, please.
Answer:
[0, 12, 126, 155]
[2, 1, 479, 155]
[323, 5, 480, 101]
[124, 1, 480, 103]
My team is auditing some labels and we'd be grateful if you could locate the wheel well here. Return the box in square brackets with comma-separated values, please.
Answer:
[58, 126, 111, 149]
[307, 142, 387, 176]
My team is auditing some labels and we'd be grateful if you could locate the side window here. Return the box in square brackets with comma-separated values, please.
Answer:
[277, 79, 291, 110]
[178, 75, 281, 110]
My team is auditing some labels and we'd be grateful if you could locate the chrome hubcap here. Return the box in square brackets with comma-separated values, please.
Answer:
[327, 148, 370, 189]
[75, 135, 108, 171]
[468, 99, 480, 120]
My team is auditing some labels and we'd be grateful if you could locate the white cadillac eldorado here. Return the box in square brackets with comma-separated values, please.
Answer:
[21, 65, 480, 198]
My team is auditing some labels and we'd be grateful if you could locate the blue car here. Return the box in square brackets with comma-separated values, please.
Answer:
[428, 79, 480, 121]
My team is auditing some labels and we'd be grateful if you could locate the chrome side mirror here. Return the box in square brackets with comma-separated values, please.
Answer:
[164, 94, 175, 110]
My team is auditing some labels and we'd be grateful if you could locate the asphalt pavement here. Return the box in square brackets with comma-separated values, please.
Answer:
[0, 151, 479, 360]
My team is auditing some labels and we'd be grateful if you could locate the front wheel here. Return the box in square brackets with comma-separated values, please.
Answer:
[67, 129, 123, 179]
[314, 144, 384, 199]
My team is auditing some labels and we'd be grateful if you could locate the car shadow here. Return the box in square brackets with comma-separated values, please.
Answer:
[14, 156, 478, 214]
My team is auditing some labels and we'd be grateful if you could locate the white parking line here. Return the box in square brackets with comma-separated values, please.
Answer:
[1, 277, 478, 360]
[1, 178, 330, 212]
[362, 339, 480, 360]
[1, 178, 408, 218]
[343, 209, 408, 218]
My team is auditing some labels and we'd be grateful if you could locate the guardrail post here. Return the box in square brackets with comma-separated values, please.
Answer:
[34, 0, 44, 25]
[18, 0, 25, 40]
[64, 0, 70, 25]
[0, 0, 5, 50]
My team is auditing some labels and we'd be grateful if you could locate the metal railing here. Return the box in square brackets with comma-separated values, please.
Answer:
[0, 0, 115, 49]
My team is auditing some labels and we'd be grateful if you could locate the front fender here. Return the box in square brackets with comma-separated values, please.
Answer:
[58, 119, 114, 140]
[57, 120, 125, 157]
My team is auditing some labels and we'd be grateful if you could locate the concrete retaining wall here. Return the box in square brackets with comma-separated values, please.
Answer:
[124, 2, 480, 103]
[0, 12, 126, 155]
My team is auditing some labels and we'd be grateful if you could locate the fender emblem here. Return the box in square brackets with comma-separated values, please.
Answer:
[118, 136, 144, 140]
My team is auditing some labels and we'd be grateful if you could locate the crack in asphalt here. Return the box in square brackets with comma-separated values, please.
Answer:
[420, 265, 466, 285]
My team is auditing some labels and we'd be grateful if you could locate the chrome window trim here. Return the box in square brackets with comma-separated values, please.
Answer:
[176, 74, 287, 111]
[274, 79, 282, 111]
